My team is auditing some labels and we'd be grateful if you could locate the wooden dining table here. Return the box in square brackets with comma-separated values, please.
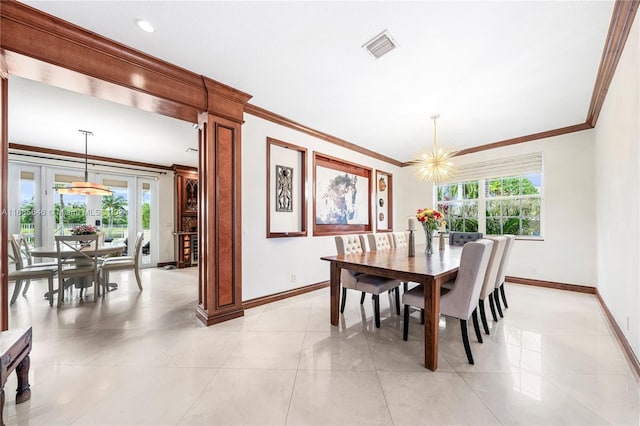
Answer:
[321, 243, 463, 371]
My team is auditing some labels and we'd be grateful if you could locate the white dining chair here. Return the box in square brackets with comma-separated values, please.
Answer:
[391, 231, 410, 248]
[8, 236, 57, 306]
[55, 234, 100, 306]
[10, 233, 58, 298]
[365, 233, 401, 315]
[402, 239, 493, 364]
[334, 235, 401, 328]
[99, 231, 144, 295]
[478, 236, 506, 332]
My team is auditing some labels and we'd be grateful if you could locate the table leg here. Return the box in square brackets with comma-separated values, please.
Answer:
[16, 355, 31, 404]
[330, 262, 340, 326]
[423, 278, 440, 371]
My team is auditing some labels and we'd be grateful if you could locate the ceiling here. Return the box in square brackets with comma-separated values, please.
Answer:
[9, 1, 615, 167]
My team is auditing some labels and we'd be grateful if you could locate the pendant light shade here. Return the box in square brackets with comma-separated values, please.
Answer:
[58, 130, 113, 196]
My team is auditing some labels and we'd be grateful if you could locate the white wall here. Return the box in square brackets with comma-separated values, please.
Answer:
[594, 16, 640, 357]
[242, 115, 402, 300]
[396, 130, 597, 286]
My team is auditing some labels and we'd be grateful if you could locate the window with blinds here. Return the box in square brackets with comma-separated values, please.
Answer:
[435, 153, 543, 237]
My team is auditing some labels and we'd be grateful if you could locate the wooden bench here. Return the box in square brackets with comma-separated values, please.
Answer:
[0, 327, 32, 426]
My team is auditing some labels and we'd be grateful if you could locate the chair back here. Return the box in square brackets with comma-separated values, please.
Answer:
[334, 235, 365, 289]
[8, 236, 26, 270]
[366, 233, 392, 252]
[449, 232, 483, 246]
[96, 231, 106, 246]
[10, 234, 33, 267]
[392, 231, 409, 248]
[132, 232, 144, 265]
[440, 239, 493, 320]
[55, 234, 100, 272]
[494, 234, 515, 289]
[479, 236, 506, 299]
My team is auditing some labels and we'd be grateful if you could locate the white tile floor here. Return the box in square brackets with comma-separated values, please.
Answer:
[4, 268, 640, 425]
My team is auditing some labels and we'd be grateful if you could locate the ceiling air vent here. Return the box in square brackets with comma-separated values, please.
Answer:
[362, 30, 397, 59]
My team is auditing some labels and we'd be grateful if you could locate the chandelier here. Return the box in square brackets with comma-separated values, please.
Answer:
[57, 130, 113, 196]
[411, 113, 456, 183]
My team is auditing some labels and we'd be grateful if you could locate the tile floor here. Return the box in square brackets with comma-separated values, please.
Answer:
[4, 268, 640, 425]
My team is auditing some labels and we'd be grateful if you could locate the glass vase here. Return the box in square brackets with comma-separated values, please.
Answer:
[423, 226, 433, 254]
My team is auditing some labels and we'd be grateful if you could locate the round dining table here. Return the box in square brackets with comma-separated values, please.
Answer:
[30, 243, 126, 259]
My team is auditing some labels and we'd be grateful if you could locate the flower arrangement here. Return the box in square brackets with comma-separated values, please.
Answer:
[416, 208, 443, 232]
[71, 224, 97, 235]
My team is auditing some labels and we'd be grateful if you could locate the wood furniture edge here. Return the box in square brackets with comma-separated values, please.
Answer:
[0, 77, 7, 330]
[266, 137, 308, 238]
[242, 281, 329, 310]
[509, 275, 640, 382]
[596, 289, 640, 383]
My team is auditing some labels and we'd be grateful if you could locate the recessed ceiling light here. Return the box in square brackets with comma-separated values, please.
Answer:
[135, 19, 154, 33]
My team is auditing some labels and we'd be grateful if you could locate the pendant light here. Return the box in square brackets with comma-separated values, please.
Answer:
[57, 130, 113, 196]
[411, 113, 457, 183]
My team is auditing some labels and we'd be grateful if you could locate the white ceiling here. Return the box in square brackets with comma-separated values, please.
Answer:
[10, 1, 615, 166]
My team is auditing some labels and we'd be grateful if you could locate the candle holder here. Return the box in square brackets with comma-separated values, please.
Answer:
[408, 229, 415, 257]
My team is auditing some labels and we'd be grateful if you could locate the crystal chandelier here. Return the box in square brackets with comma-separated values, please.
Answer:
[411, 113, 456, 183]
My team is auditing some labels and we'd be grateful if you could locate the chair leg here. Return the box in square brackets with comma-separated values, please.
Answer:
[394, 288, 401, 315]
[57, 278, 64, 307]
[403, 282, 408, 293]
[373, 295, 381, 328]
[360, 292, 366, 304]
[479, 299, 490, 335]
[488, 293, 498, 322]
[47, 276, 53, 307]
[420, 309, 425, 325]
[340, 287, 347, 313]
[22, 279, 31, 296]
[460, 319, 474, 365]
[500, 283, 508, 309]
[403, 304, 410, 341]
[134, 267, 143, 290]
[494, 288, 504, 318]
[471, 308, 483, 344]
[10, 280, 23, 305]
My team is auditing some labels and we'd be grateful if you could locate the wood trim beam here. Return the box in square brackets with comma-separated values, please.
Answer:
[242, 281, 329, 310]
[596, 290, 640, 382]
[506, 276, 596, 294]
[9, 142, 173, 171]
[245, 103, 403, 167]
[586, 0, 640, 127]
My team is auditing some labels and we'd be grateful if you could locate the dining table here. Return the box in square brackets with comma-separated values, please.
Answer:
[321, 243, 463, 371]
[30, 242, 126, 294]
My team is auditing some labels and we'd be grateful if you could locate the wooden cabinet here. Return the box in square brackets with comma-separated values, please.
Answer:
[173, 165, 198, 268]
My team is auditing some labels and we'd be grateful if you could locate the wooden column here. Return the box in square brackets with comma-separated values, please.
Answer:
[196, 79, 250, 326]
[0, 75, 8, 330]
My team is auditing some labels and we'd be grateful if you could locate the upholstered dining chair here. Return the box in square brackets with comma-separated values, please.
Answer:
[493, 234, 515, 317]
[449, 232, 483, 246]
[365, 233, 401, 315]
[8, 236, 57, 306]
[477, 236, 506, 331]
[402, 239, 493, 365]
[334, 235, 401, 328]
[55, 234, 100, 306]
[391, 231, 410, 248]
[99, 231, 144, 295]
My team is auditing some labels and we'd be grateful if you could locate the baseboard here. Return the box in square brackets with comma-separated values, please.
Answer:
[509, 276, 640, 382]
[242, 281, 330, 310]
[157, 261, 177, 268]
[506, 276, 596, 294]
[595, 290, 640, 383]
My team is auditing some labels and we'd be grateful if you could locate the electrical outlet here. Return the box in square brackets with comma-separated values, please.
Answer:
[532, 267, 538, 275]
[291, 274, 297, 283]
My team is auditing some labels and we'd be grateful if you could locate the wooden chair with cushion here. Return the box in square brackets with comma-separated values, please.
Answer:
[365, 233, 401, 315]
[99, 231, 144, 295]
[55, 234, 100, 306]
[334, 235, 401, 328]
[402, 239, 493, 365]
[8, 236, 57, 306]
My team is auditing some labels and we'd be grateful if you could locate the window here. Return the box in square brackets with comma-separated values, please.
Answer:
[435, 153, 543, 238]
